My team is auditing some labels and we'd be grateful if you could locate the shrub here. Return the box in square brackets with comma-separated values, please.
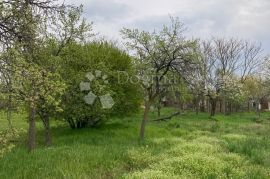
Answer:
[59, 42, 141, 128]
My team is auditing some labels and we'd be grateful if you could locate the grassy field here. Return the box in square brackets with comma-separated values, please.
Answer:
[0, 108, 270, 179]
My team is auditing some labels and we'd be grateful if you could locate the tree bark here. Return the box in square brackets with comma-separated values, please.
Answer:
[180, 102, 184, 111]
[157, 104, 161, 117]
[222, 97, 226, 115]
[43, 114, 52, 146]
[195, 98, 199, 115]
[207, 99, 210, 113]
[200, 97, 206, 112]
[219, 100, 222, 113]
[28, 105, 36, 151]
[210, 99, 216, 117]
[140, 102, 150, 141]
[256, 101, 261, 119]
[67, 118, 75, 129]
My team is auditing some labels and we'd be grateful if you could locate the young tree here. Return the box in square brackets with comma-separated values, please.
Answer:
[121, 17, 196, 140]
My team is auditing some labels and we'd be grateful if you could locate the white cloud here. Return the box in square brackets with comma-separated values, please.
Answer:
[65, 0, 270, 54]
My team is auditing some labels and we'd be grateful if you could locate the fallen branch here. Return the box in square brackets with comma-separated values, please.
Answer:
[152, 112, 181, 122]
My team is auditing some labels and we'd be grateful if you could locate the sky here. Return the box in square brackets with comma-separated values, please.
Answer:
[65, 0, 270, 55]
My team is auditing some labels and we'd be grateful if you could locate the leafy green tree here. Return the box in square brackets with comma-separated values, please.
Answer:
[58, 42, 141, 129]
[0, 0, 84, 150]
[34, 6, 91, 146]
[243, 76, 269, 117]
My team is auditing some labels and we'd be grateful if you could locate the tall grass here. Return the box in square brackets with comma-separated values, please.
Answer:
[0, 109, 270, 178]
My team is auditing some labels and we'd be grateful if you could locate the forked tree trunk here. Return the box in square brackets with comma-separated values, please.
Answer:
[140, 102, 151, 141]
[28, 105, 36, 151]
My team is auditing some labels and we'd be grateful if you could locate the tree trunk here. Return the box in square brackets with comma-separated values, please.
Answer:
[222, 97, 226, 115]
[67, 118, 76, 129]
[219, 100, 222, 113]
[207, 99, 210, 113]
[140, 102, 150, 141]
[43, 114, 52, 146]
[195, 98, 199, 115]
[200, 97, 206, 112]
[256, 102, 261, 119]
[180, 102, 184, 111]
[28, 105, 36, 151]
[157, 96, 163, 117]
[177, 99, 182, 113]
[157, 104, 161, 117]
[210, 99, 216, 117]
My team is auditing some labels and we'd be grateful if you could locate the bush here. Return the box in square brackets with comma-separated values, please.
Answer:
[59, 42, 141, 128]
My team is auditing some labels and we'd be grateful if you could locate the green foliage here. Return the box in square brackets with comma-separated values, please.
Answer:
[58, 42, 141, 128]
[0, 0, 94, 149]
[121, 17, 197, 103]
[0, 129, 22, 157]
[221, 75, 246, 105]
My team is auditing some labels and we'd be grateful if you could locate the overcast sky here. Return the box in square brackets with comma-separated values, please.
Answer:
[66, 0, 270, 54]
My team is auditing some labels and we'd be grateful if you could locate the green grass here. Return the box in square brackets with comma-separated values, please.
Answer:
[0, 109, 270, 178]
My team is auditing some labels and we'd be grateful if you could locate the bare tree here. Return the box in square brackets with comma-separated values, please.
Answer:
[187, 40, 213, 114]
[196, 38, 265, 116]
[240, 41, 263, 82]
